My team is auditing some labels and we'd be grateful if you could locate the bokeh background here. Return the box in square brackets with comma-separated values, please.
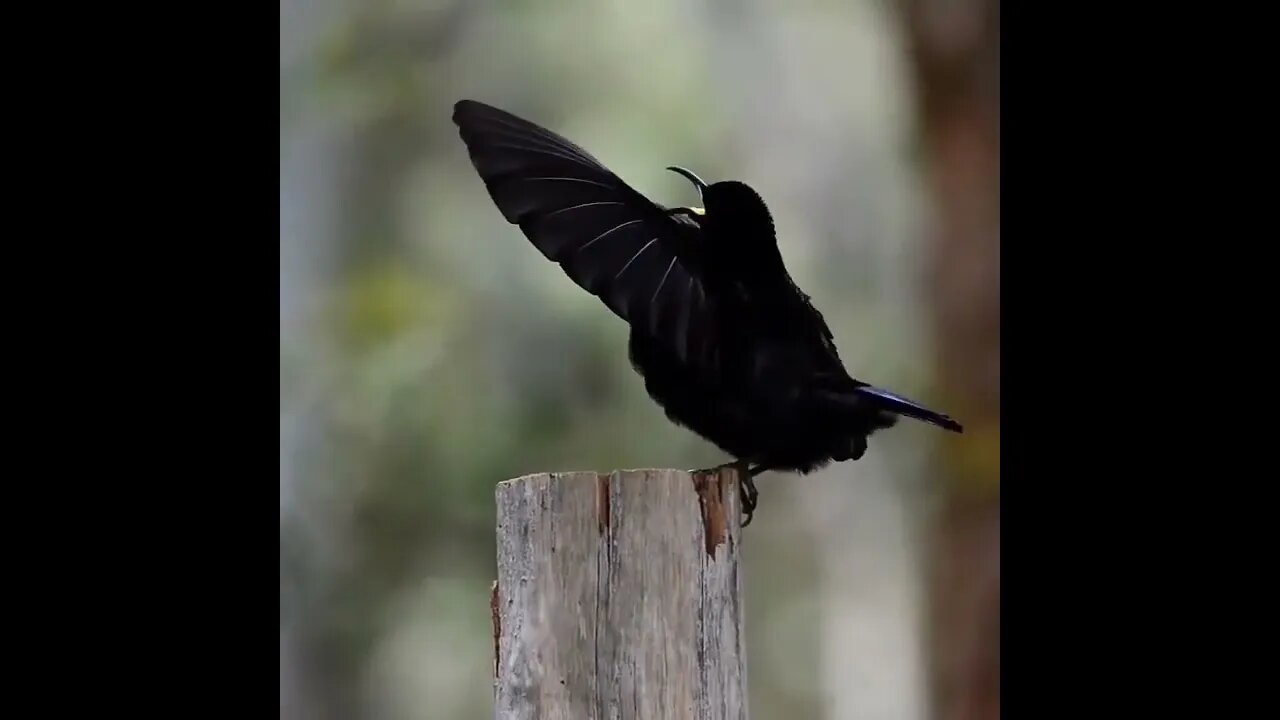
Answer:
[280, 1, 998, 718]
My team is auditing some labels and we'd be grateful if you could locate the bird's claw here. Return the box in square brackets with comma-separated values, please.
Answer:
[739, 472, 759, 527]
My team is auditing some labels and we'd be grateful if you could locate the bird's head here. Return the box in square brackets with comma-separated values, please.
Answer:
[664, 166, 709, 219]
[665, 166, 776, 243]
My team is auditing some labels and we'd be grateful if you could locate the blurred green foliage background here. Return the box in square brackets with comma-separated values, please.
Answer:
[281, 1, 998, 718]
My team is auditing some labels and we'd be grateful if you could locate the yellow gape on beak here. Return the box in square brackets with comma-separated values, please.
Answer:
[689, 207, 705, 216]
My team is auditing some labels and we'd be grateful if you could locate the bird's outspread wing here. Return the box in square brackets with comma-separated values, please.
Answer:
[452, 99, 714, 365]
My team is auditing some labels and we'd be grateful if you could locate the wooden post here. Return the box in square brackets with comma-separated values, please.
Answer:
[492, 468, 748, 720]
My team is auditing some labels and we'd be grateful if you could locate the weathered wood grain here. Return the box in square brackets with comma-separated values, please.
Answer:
[493, 468, 748, 720]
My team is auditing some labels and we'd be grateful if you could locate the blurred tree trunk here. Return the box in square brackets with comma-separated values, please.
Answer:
[896, 1, 1000, 720]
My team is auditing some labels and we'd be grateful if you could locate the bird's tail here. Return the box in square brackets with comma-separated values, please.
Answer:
[853, 384, 964, 433]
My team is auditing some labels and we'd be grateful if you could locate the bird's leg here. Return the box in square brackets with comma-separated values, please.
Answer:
[738, 464, 770, 527]
[739, 473, 759, 527]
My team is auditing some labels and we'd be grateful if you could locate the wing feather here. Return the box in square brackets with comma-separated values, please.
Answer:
[453, 99, 715, 366]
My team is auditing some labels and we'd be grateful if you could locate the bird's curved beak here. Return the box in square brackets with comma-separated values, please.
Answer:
[666, 166, 708, 197]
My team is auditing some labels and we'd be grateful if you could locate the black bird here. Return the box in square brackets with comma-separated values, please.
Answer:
[451, 99, 962, 525]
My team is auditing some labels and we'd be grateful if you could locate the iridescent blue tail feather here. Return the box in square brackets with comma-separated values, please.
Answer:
[854, 384, 964, 433]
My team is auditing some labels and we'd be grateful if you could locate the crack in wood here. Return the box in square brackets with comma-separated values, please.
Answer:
[596, 472, 611, 535]
[691, 471, 729, 558]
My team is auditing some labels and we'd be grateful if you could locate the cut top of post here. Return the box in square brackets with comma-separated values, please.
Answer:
[492, 468, 749, 720]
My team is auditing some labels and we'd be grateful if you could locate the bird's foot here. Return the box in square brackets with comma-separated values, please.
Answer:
[739, 472, 759, 527]
[689, 460, 759, 527]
